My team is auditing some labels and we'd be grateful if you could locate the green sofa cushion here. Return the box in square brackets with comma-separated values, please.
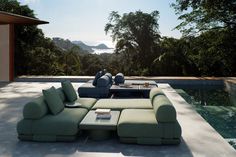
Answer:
[32, 108, 88, 136]
[17, 119, 33, 134]
[23, 96, 48, 119]
[92, 99, 152, 111]
[43, 86, 64, 115]
[149, 88, 164, 103]
[64, 98, 97, 110]
[75, 98, 97, 110]
[118, 109, 161, 137]
[120, 137, 181, 145]
[56, 87, 66, 102]
[118, 109, 181, 139]
[153, 95, 176, 122]
[61, 80, 77, 102]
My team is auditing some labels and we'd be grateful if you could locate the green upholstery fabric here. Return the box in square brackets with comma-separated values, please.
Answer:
[23, 96, 48, 119]
[32, 108, 88, 135]
[17, 119, 33, 134]
[56, 87, 66, 102]
[118, 109, 181, 139]
[32, 135, 77, 142]
[64, 98, 97, 110]
[153, 95, 176, 122]
[120, 137, 181, 145]
[149, 88, 164, 103]
[61, 80, 77, 102]
[75, 98, 97, 110]
[43, 86, 64, 115]
[118, 109, 161, 137]
[17, 134, 77, 142]
[92, 99, 152, 111]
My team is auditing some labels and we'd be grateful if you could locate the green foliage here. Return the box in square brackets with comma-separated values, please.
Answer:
[152, 37, 199, 76]
[187, 29, 236, 76]
[105, 11, 161, 74]
[172, 0, 236, 35]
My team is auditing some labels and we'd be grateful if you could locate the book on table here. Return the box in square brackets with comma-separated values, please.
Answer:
[95, 109, 111, 119]
[96, 113, 111, 119]
[95, 109, 111, 114]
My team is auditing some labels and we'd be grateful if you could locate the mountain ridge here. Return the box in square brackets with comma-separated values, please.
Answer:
[52, 37, 112, 53]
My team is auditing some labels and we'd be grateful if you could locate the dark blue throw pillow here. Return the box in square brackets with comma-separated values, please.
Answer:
[92, 71, 103, 86]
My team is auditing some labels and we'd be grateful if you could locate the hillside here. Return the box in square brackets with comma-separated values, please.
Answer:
[53, 38, 112, 53]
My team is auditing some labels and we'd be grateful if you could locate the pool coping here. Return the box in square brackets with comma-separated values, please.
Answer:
[159, 83, 236, 156]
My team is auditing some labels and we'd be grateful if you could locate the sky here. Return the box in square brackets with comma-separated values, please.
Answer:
[18, 0, 182, 48]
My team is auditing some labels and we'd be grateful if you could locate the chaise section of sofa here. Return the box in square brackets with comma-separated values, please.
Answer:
[117, 91, 182, 145]
[17, 87, 97, 142]
[117, 109, 181, 145]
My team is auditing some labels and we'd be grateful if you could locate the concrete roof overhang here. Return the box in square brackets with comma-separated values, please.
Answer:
[0, 11, 49, 25]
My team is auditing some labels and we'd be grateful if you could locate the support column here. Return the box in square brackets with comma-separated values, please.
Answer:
[9, 24, 14, 81]
[0, 24, 10, 82]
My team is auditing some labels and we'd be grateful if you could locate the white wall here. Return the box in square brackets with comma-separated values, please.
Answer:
[0, 24, 10, 82]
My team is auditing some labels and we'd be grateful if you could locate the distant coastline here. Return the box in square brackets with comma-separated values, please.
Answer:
[92, 48, 114, 54]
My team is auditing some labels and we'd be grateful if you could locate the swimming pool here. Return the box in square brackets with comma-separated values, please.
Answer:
[174, 85, 236, 149]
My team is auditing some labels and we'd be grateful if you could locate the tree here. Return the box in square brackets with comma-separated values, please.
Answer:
[63, 46, 81, 75]
[152, 37, 199, 76]
[105, 11, 161, 75]
[79, 54, 103, 75]
[187, 29, 236, 76]
[172, 0, 236, 35]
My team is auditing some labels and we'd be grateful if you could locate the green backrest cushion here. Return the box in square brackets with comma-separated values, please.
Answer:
[43, 86, 64, 115]
[149, 88, 165, 104]
[61, 80, 77, 102]
[152, 95, 176, 122]
[56, 87, 66, 102]
[23, 96, 49, 119]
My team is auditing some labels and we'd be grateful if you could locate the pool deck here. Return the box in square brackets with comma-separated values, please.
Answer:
[0, 82, 235, 157]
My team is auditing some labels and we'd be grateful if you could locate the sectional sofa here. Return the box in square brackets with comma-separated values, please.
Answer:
[17, 80, 182, 145]
[17, 81, 97, 142]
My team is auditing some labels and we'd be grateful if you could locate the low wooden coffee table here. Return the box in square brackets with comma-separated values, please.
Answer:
[79, 110, 120, 140]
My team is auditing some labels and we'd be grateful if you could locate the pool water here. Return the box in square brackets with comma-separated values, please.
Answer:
[174, 86, 236, 149]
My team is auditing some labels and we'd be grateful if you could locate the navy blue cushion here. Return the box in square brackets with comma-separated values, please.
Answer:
[97, 75, 110, 87]
[104, 73, 113, 85]
[114, 73, 125, 85]
[92, 71, 104, 86]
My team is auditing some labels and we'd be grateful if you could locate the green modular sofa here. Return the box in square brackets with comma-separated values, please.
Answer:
[92, 88, 182, 145]
[17, 85, 97, 142]
[17, 80, 181, 145]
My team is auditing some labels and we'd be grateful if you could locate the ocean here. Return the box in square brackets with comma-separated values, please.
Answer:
[92, 48, 114, 54]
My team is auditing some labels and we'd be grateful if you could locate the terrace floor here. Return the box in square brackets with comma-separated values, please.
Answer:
[0, 82, 235, 157]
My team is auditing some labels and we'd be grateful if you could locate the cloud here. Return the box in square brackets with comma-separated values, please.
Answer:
[20, 0, 40, 5]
